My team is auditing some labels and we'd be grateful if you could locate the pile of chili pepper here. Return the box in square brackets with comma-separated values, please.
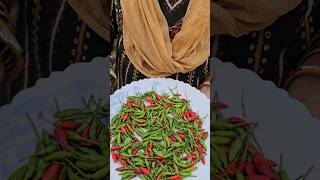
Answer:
[110, 90, 209, 180]
[211, 101, 314, 180]
[8, 97, 109, 180]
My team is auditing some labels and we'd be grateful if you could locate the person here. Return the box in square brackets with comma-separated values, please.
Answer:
[0, 0, 110, 106]
[110, 0, 211, 98]
[212, 0, 320, 118]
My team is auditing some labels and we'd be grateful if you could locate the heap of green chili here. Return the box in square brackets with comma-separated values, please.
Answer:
[211, 99, 314, 180]
[8, 97, 109, 180]
[110, 90, 208, 180]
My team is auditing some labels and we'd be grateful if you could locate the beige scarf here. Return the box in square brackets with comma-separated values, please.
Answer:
[120, 0, 210, 77]
[211, 0, 302, 37]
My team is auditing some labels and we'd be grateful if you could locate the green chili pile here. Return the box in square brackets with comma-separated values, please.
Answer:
[211, 101, 314, 180]
[110, 90, 208, 180]
[8, 97, 109, 180]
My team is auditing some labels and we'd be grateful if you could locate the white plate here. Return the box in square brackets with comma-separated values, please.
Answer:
[212, 58, 320, 179]
[110, 78, 210, 180]
[0, 57, 108, 179]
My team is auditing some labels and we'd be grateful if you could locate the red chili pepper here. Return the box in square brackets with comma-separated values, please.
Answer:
[120, 126, 126, 134]
[53, 127, 69, 150]
[118, 155, 124, 159]
[133, 169, 142, 175]
[132, 149, 137, 155]
[182, 98, 188, 102]
[156, 159, 163, 166]
[171, 135, 176, 142]
[188, 159, 197, 167]
[248, 143, 259, 154]
[191, 154, 198, 159]
[170, 175, 182, 180]
[228, 116, 247, 124]
[122, 113, 129, 122]
[247, 175, 271, 180]
[253, 153, 265, 173]
[149, 143, 153, 149]
[246, 161, 256, 176]
[145, 150, 150, 157]
[127, 124, 133, 133]
[197, 144, 206, 155]
[201, 157, 205, 165]
[156, 172, 163, 180]
[146, 104, 157, 108]
[146, 97, 153, 103]
[212, 102, 229, 109]
[186, 110, 197, 121]
[183, 155, 191, 160]
[128, 99, 135, 103]
[199, 132, 208, 140]
[178, 133, 185, 139]
[227, 161, 237, 176]
[121, 160, 127, 167]
[112, 152, 118, 163]
[111, 146, 121, 151]
[218, 172, 224, 178]
[178, 112, 186, 119]
[81, 126, 90, 139]
[156, 95, 161, 101]
[168, 136, 172, 144]
[198, 122, 203, 129]
[139, 167, 150, 176]
[163, 104, 172, 109]
[135, 122, 141, 127]
[116, 167, 126, 171]
[237, 160, 246, 172]
[253, 154, 278, 179]
[156, 156, 163, 160]
[56, 120, 79, 130]
[189, 128, 195, 137]
[266, 159, 278, 168]
[127, 101, 132, 108]
[134, 103, 141, 109]
[41, 163, 61, 180]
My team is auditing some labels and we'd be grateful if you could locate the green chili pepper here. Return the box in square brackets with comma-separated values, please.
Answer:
[75, 123, 89, 134]
[31, 161, 50, 180]
[42, 129, 52, 146]
[22, 155, 39, 180]
[76, 161, 107, 172]
[67, 167, 82, 180]
[8, 165, 28, 180]
[89, 119, 98, 140]
[76, 153, 106, 162]
[43, 151, 73, 162]
[229, 135, 246, 162]
[88, 166, 108, 179]
[212, 136, 232, 145]
[235, 171, 245, 180]
[58, 166, 68, 180]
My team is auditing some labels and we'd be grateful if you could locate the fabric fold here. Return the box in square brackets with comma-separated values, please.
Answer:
[211, 0, 302, 37]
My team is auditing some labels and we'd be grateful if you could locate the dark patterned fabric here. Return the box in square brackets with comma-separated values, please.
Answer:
[212, 0, 320, 88]
[0, 0, 110, 106]
[110, 0, 210, 93]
